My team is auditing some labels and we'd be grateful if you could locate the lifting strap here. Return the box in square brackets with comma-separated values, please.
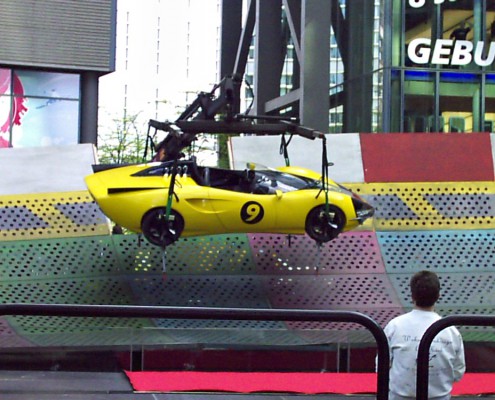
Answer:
[165, 157, 179, 224]
[160, 157, 180, 273]
[279, 133, 293, 167]
[143, 124, 157, 162]
[319, 136, 331, 212]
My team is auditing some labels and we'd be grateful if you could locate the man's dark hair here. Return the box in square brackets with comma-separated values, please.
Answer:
[410, 270, 440, 308]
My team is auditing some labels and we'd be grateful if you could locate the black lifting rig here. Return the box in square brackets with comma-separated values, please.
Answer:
[143, 74, 333, 272]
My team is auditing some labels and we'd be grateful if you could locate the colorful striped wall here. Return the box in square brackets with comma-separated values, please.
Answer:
[1, 136, 495, 347]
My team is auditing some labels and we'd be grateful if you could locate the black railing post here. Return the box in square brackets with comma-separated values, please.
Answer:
[0, 304, 389, 399]
[417, 314, 495, 400]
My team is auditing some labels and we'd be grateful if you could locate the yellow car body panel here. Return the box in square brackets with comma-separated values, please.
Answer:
[85, 160, 373, 245]
[86, 171, 218, 235]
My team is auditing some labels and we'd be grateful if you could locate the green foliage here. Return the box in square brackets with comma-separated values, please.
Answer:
[97, 113, 147, 164]
[217, 134, 231, 169]
[98, 112, 238, 169]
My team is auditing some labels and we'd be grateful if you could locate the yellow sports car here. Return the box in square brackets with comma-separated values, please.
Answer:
[85, 158, 374, 247]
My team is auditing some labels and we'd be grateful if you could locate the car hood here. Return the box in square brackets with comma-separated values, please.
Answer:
[85, 162, 169, 199]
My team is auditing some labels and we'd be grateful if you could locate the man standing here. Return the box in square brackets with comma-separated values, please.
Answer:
[384, 270, 465, 400]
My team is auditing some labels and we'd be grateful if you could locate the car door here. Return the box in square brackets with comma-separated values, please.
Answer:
[206, 187, 279, 234]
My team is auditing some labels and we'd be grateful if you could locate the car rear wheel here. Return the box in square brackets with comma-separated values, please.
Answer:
[141, 208, 184, 247]
[305, 205, 346, 243]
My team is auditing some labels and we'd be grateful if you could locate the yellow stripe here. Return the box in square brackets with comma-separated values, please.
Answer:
[3, 183, 493, 241]
[347, 182, 495, 231]
[0, 191, 110, 242]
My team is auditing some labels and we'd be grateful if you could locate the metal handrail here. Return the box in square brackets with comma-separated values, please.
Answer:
[417, 314, 495, 400]
[0, 303, 390, 399]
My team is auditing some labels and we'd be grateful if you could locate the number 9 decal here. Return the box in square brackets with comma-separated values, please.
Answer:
[240, 201, 264, 224]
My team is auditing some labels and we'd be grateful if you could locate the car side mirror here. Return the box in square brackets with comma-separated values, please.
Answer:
[275, 190, 283, 199]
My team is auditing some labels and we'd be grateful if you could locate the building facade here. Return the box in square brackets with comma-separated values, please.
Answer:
[392, 0, 495, 134]
[0, 0, 116, 148]
[3, 1, 495, 150]
[98, 0, 221, 139]
[235, 0, 495, 135]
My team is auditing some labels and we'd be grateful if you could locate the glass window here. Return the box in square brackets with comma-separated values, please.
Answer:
[440, 1, 475, 40]
[373, 69, 384, 132]
[439, 72, 480, 133]
[489, 1, 495, 39]
[0, 68, 10, 147]
[329, 103, 343, 133]
[440, 0, 484, 72]
[11, 98, 80, 147]
[15, 70, 80, 99]
[393, 1, 491, 133]
[0, 69, 18, 148]
[404, 1, 434, 67]
[403, 70, 435, 132]
[484, 74, 495, 133]
[487, 1, 495, 72]
[0, 68, 80, 148]
[329, 22, 344, 133]
[390, 69, 402, 131]
[403, 0, 485, 70]
[0, 68, 11, 95]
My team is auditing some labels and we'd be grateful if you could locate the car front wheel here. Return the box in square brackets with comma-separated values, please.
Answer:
[141, 208, 184, 247]
[305, 205, 345, 243]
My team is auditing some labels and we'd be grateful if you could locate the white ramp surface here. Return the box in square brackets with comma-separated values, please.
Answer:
[230, 134, 364, 183]
[0, 144, 97, 195]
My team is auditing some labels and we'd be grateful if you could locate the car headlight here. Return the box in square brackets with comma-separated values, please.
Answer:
[352, 195, 374, 223]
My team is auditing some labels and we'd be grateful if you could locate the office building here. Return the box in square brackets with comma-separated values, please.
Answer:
[0, 0, 116, 148]
[237, 0, 495, 135]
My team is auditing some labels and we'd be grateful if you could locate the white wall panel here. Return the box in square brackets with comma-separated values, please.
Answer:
[230, 133, 364, 183]
[0, 144, 97, 195]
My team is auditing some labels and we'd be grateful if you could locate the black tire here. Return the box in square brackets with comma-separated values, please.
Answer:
[141, 208, 184, 247]
[305, 205, 346, 243]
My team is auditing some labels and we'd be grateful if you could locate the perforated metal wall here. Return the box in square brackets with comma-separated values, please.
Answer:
[0, 191, 110, 241]
[350, 182, 495, 231]
[0, 231, 397, 347]
[113, 234, 256, 274]
[1, 181, 495, 348]
[378, 231, 495, 272]
[0, 318, 32, 348]
[250, 232, 384, 274]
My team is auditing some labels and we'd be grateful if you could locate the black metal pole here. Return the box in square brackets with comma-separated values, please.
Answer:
[0, 304, 389, 400]
[416, 314, 495, 400]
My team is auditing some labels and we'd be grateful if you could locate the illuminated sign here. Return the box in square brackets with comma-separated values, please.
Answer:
[409, 0, 457, 7]
[408, 39, 495, 66]
[406, 0, 494, 67]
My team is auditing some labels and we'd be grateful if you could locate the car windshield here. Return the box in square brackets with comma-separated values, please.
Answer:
[256, 170, 319, 193]
[133, 161, 191, 177]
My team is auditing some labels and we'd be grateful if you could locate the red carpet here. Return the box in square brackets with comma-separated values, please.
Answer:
[125, 371, 495, 395]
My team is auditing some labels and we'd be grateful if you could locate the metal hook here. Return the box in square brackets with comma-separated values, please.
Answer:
[161, 247, 167, 274]
[315, 241, 323, 275]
